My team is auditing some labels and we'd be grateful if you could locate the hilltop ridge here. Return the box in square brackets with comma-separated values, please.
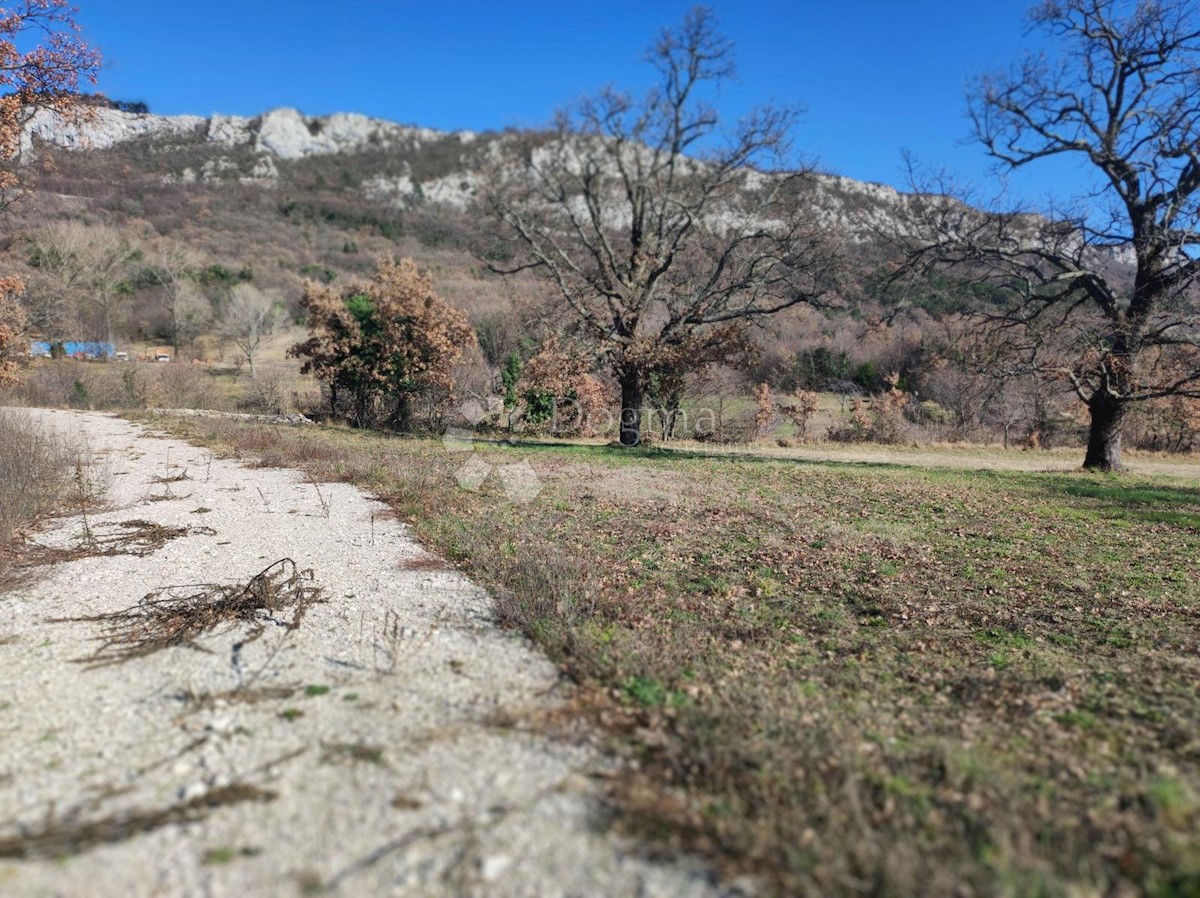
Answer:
[20, 105, 917, 234]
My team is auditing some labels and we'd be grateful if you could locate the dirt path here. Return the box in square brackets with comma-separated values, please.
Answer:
[0, 410, 728, 897]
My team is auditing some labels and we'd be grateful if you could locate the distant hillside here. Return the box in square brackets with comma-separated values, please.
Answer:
[20, 106, 929, 238]
[3, 105, 1137, 434]
[7, 106, 951, 367]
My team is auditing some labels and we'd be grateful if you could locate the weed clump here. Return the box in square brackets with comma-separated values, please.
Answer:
[0, 410, 80, 578]
[54, 558, 325, 667]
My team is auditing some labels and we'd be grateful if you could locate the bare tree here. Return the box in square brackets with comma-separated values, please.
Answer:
[26, 220, 90, 339]
[904, 0, 1200, 470]
[221, 283, 278, 379]
[73, 223, 140, 347]
[27, 221, 138, 346]
[486, 6, 842, 445]
[148, 241, 209, 355]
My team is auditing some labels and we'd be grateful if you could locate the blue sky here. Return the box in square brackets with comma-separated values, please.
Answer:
[77, 0, 1084, 204]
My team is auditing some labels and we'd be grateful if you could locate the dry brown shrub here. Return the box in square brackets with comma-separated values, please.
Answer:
[517, 335, 614, 436]
[140, 363, 220, 410]
[0, 409, 77, 556]
[290, 257, 475, 429]
[53, 558, 325, 667]
[827, 373, 912, 444]
[778, 389, 820, 440]
[753, 383, 777, 438]
[0, 277, 27, 386]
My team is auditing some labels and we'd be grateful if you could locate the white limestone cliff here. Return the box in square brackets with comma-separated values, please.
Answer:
[21, 105, 476, 162]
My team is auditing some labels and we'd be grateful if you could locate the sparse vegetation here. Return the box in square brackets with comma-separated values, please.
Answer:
[0, 409, 82, 581]
[162, 414, 1200, 896]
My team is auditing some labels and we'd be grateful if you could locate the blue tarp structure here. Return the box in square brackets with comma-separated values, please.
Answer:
[30, 341, 116, 360]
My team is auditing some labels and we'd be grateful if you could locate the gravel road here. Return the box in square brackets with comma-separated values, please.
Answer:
[0, 409, 729, 897]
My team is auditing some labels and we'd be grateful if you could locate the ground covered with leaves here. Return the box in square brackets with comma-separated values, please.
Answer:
[156, 417, 1200, 897]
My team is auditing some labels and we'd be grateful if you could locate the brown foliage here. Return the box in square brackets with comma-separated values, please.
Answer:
[0, 276, 27, 385]
[0, 1, 100, 197]
[753, 383, 776, 437]
[828, 373, 910, 444]
[778, 389, 820, 439]
[290, 257, 475, 428]
[517, 334, 614, 435]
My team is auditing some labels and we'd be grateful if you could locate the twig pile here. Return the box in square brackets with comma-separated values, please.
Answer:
[25, 519, 204, 565]
[0, 783, 276, 859]
[54, 558, 325, 667]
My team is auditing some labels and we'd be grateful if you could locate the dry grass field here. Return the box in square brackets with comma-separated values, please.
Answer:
[152, 414, 1200, 897]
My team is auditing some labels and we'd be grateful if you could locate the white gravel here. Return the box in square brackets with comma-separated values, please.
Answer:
[0, 409, 732, 897]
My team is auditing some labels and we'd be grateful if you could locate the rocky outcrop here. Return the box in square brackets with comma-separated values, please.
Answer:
[13, 105, 958, 244]
[22, 105, 477, 162]
[20, 106, 206, 157]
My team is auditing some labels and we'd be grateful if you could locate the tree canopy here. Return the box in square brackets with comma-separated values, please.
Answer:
[0, 1, 100, 204]
[487, 6, 842, 445]
[290, 258, 475, 428]
[904, 0, 1200, 470]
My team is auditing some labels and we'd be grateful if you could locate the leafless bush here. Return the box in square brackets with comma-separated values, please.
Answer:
[54, 558, 325, 667]
[0, 409, 78, 560]
[693, 407, 758, 445]
[139, 363, 220, 410]
[239, 363, 289, 415]
[827, 376, 914, 445]
[12, 360, 122, 409]
[1127, 397, 1200, 452]
[779, 390, 821, 440]
[12, 361, 222, 411]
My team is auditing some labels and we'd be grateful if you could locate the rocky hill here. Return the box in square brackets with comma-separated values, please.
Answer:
[9, 104, 1132, 397]
[20, 106, 918, 236]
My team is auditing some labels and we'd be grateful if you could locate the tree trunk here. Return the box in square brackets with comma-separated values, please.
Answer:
[1083, 391, 1126, 472]
[393, 392, 413, 432]
[101, 294, 113, 348]
[618, 369, 644, 447]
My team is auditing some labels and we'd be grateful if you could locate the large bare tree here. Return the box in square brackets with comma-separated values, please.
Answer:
[26, 220, 90, 339]
[905, 0, 1200, 470]
[486, 6, 842, 445]
[81, 225, 139, 347]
